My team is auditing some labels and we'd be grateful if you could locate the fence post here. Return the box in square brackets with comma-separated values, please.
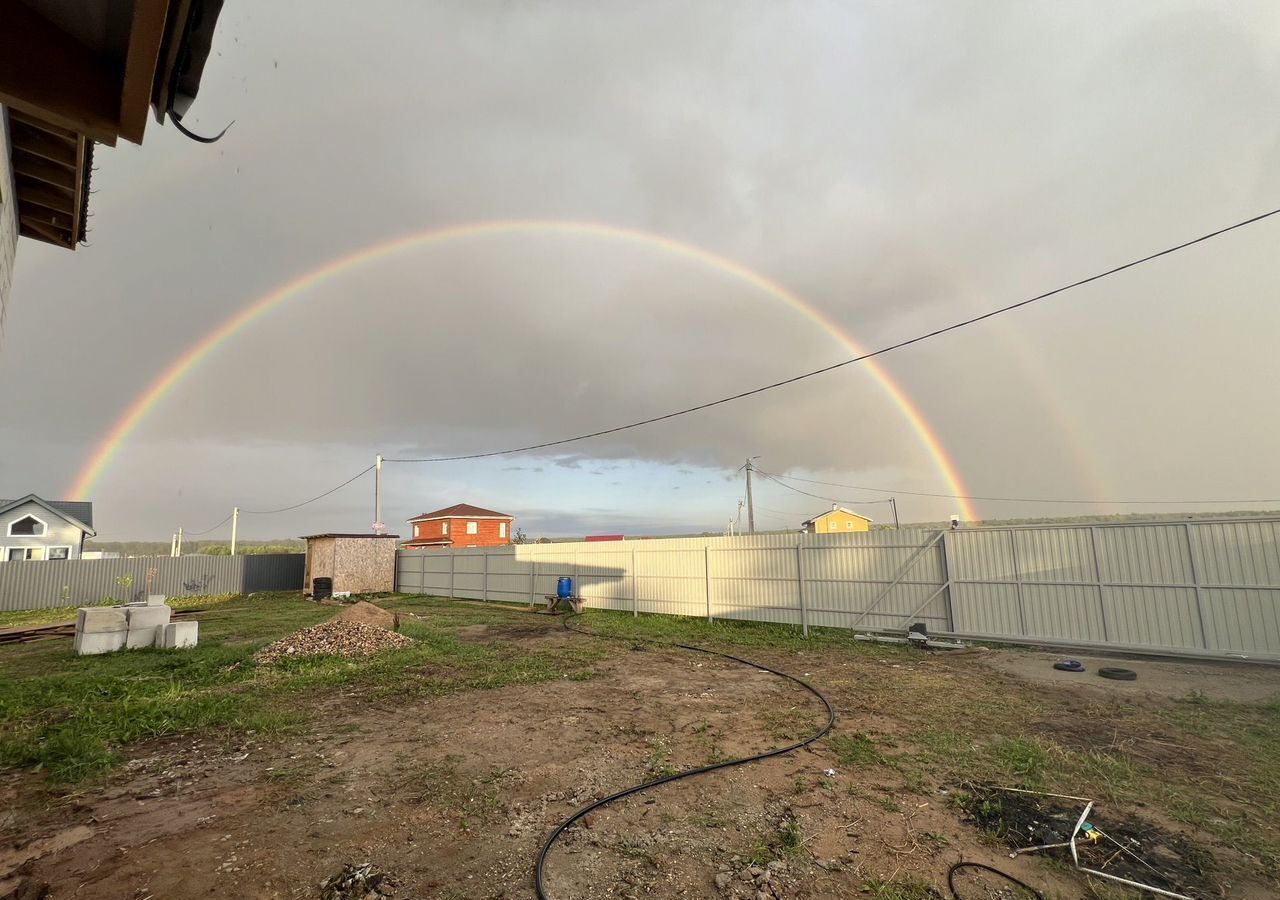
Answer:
[529, 559, 536, 606]
[449, 552, 456, 600]
[1184, 523, 1210, 650]
[706, 545, 716, 622]
[1089, 526, 1110, 642]
[940, 531, 956, 632]
[632, 548, 638, 617]
[796, 543, 808, 637]
[1008, 530, 1028, 637]
[483, 550, 489, 602]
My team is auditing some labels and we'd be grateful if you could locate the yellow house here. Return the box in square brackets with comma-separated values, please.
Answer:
[803, 505, 872, 534]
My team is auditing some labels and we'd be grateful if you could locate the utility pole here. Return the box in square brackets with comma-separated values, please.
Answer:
[744, 458, 756, 533]
[230, 507, 239, 555]
[175, 527, 183, 557]
[373, 453, 384, 533]
[170, 533, 177, 557]
[889, 497, 899, 530]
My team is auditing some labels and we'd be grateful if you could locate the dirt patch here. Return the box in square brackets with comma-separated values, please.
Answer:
[957, 783, 1216, 897]
[976, 649, 1280, 703]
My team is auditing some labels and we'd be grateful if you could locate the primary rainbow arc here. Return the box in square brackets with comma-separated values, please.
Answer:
[67, 220, 979, 521]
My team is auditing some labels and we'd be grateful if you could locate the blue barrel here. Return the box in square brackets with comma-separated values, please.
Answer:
[557, 576, 573, 599]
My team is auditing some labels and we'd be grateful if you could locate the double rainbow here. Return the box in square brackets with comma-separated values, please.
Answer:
[67, 220, 978, 520]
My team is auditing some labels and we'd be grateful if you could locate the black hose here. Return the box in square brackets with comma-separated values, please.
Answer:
[534, 613, 836, 900]
[947, 861, 1044, 899]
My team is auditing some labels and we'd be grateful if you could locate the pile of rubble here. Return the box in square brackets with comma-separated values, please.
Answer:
[254, 615, 412, 665]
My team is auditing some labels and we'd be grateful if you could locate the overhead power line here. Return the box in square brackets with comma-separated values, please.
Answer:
[240, 464, 376, 515]
[385, 205, 1280, 464]
[760, 470, 1280, 506]
[185, 512, 234, 536]
[757, 471, 894, 506]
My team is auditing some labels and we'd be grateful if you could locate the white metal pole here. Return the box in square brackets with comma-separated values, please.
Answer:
[230, 507, 239, 556]
[170, 533, 177, 557]
[374, 454, 383, 531]
[176, 527, 183, 557]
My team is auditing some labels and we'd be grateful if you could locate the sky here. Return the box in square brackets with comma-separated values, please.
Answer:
[3, 0, 1280, 541]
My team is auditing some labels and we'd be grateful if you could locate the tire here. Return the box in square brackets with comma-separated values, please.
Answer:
[1053, 660, 1084, 672]
[1098, 666, 1137, 681]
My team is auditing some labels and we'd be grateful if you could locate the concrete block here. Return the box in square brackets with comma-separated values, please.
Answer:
[124, 605, 172, 649]
[76, 608, 127, 634]
[146, 594, 168, 606]
[75, 630, 127, 655]
[159, 621, 199, 649]
[74, 608, 128, 654]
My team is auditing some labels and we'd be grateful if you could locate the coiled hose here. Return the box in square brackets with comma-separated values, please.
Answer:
[533, 613, 836, 900]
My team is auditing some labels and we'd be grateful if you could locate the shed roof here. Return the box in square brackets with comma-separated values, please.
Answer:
[409, 503, 512, 521]
[301, 533, 401, 540]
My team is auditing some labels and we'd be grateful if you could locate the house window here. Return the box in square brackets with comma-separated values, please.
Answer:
[829, 521, 839, 531]
[499, 522, 507, 538]
[846, 521, 854, 529]
[442, 522, 449, 535]
[466, 521, 477, 535]
[6, 547, 34, 561]
[48, 546, 71, 560]
[7, 515, 46, 537]
[415, 524, 422, 537]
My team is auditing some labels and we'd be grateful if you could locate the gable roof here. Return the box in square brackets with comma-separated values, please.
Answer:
[0, 494, 96, 535]
[409, 503, 512, 522]
[802, 506, 872, 525]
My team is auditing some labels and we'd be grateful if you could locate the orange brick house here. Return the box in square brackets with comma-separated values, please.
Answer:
[404, 503, 514, 549]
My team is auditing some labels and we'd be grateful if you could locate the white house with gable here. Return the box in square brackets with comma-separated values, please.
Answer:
[0, 495, 96, 561]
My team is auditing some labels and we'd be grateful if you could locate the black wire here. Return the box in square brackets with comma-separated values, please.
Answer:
[240, 464, 375, 515]
[535, 613, 836, 900]
[388, 206, 1280, 465]
[947, 861, 1044, 899]
[184, 512, 234, 536]
[757, 471, 892, 507]
[760, 470, 1280, 506]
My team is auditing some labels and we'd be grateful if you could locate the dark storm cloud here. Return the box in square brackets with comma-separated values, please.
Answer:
[3, 1, 1280, 539]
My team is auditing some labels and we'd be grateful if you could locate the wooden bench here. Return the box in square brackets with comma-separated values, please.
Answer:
[544, 594, 584, 614]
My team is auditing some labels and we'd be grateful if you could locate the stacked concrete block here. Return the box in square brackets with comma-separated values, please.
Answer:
[74, 608, 128, 655]
[159, 621, 199, 649]
[146, 594, 168, 606]
[124, 605, 172, 649]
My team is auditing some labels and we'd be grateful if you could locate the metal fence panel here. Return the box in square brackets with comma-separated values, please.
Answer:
[394, 519, 1280, 660]
[0, 554, 305, 611]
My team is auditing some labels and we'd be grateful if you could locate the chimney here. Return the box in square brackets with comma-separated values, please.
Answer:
[831, 503, 838, 511]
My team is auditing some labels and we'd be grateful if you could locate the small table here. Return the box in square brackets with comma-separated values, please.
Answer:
[544, 594, 584, 614]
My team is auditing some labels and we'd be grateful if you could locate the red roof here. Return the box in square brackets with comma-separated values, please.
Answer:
[409, 503, 512, 522]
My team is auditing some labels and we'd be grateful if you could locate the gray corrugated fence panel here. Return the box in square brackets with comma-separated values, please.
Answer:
[0, 554, 305, 611]
[1014, 528, 1096, 583]
[1201, 588, 1280, 654]
[1191, 520, 1280, 587]
[1096, 525, 1193, 584]
[948, 531, 1016, 581]
[1102, 586, 1203, 649]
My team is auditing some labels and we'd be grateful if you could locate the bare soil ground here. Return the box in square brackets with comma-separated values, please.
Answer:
[2, 600, 1278, 900]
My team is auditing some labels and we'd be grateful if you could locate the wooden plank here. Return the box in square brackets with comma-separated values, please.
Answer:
[14, 176, 75, 216]
[19, 217, 73, 248]
[11, 150, 77, 192]
[0, 0, 122, 145]
[8, 121, 78, 168]
[6, 107, 78, 139]
[118, 0, 172, 143]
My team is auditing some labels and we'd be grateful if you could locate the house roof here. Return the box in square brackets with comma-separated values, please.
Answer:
[0, 494, 95, 535]
[409, 503, 512, 521]
[802, 506, 872, 525]
[301, 533, 401, 540]
[403, 536, 452, 546]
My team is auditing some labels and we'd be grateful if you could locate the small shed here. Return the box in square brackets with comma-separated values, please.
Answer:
[302, 534, 400, 597]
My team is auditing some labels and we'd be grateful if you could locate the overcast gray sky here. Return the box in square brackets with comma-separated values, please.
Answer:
[3, 0, 1280, 540]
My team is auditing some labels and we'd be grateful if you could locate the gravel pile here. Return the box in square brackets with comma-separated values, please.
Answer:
[254, 619, 413, 665]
